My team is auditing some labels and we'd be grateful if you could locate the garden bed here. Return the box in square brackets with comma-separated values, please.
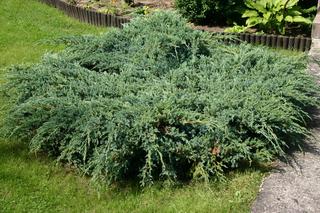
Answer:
[66, 0, 316, 37]
[67, 0, 173, 18]
[41, 0, 314, 51]
[42, 0, 315, 52]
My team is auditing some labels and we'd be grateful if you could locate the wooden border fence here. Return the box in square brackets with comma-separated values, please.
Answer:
[40, 0, 312, 52]
[40, 0, 130, 28]
[217, 32, 312, 52]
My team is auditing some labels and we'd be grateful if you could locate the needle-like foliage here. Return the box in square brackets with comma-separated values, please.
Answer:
[1, 11, 319, 186]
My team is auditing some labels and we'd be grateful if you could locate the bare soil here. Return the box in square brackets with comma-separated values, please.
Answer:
[74, 0, 173, 10]
[68, 0, 226, 33]
[133, 0, 173, 9]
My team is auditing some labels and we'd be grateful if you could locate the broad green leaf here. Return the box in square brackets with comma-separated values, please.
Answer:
[276, 14, 283, 22]
[246, 17, 264, 27]
[263, 12, 272, 20]
[286, 0, 299, 8]
[287, 9, 302, 16]
[301, 6, 317, 14]
[244, 0, 255, 9]
[291, 16, 312, 24]
[246, 0, 267, 13]
[242, 10, 259, 18]
[285, 15, 293, 22]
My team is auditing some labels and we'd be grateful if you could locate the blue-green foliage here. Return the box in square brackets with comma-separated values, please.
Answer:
[1, 12, 319, 186]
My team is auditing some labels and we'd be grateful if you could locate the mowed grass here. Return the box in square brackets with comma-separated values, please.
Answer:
[0, 141, 265, 213]
[0, 0, 265, 212]
[0, 0, 103, 67]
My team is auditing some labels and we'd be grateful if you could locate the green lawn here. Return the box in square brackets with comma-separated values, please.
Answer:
[0, 0, 103, 67]
[0, 0, 265, 212]
[0, 141, 264, 213]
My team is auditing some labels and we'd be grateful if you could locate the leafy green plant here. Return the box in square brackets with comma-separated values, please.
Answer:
[66, 0, 78, 5]
[85, 0, 131, 16]
[225, 24, 249, 33]
[1, 11, 319, 187]
[174, 0, 245, 25]
[242, 0, 315, 35]
[134, 6, 151, 16]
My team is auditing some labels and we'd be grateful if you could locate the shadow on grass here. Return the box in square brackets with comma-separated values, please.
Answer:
[0, 136, 267, 212]
[0, 136, 269, 187]
[0, 139, 28, 159]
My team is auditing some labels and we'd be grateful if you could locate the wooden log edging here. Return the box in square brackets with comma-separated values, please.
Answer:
[217, 32, 312, 52]
[40, 0, 130, 28]
[39, 0, 312, 52]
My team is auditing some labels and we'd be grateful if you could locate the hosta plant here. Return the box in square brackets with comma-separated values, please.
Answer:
[1, 11, 319, 187]
[242, 0, 315, 35]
